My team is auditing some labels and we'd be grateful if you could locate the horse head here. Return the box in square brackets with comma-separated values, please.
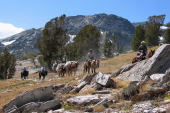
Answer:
[146, 49, 155, 58]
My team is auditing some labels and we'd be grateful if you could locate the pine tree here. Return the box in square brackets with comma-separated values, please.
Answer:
[36, 14, 67, 69]
[145, 15, 166, 46]
[73, 25, 101, 60]
[112, 35, 119, 51]
[103, 34, 113, 58]
[164, 30, 170, 43]
[0, 48, 16, 79]
[131, 25, 145, 51]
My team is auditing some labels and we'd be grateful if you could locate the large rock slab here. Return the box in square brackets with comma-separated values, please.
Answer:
[160, 68, 170, 84]
[95, 72, 115, 87]
[114, 44, 170, 81]
[53, 84, 73, 94]
[150, 74, 165, 81]
[3, 85, 55, 112]
[17, 98, 61, 113]
[70, 74, 95, 93]
[67, 95, 101, 106]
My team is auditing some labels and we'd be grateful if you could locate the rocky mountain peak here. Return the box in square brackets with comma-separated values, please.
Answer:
[0, 14, 135, 57]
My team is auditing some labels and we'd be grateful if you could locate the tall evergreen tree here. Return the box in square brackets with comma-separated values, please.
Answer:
[73, 25, 101, 60]
[164, 23, 170, 44]
[0, 48, 16, 79]
[112, 35, 119, 51]
[103, 34, 113, 58]
[145, 15, 166, 46]
[36, 14, 67, 69]
[131, 25, 145, 51]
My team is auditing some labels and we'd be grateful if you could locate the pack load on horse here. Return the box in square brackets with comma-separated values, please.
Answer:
[52, 62, 58, 70]
[39, 67, 48, 80]
[56, 63, 66, 77]
[132, 41, 155, 63]
[21, 67, 29, 80]
[64, 61, 78, 76]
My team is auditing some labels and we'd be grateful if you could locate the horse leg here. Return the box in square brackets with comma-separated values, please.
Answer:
[39, 73, 41, 80]
[91, 68, 93, 73]
[85, 67, 88, 73]
[21, 74, 23, 80]
[87, 67, 90, 74]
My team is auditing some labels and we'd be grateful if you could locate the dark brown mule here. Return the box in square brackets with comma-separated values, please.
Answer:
[132, 49, 155, 64]
[39, 70, 48, 80]
[21, 71, 29, 80]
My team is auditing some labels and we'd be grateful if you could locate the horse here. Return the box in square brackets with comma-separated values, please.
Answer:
[132, 49, 155, 64]
[39, 70, 48, 80]
[83, 60, 91, 74]
[21, 70, 29, 80]
[56, 63, 66, 77]
[146, 49, 155, 58]
[90, 59, 100, 74]
[69, 61, 78, 76]
[64, 61, 78, 76]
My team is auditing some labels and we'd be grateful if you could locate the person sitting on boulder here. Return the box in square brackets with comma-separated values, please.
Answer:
[138, 41, 147, 60]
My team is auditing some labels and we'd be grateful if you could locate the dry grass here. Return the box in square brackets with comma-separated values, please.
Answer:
[112, 78, 130, 88]
[93, 105, 105, 112]
[109, 100, 132, 110]
[138, 79, 155, 93]
[79, 88, 95, 95]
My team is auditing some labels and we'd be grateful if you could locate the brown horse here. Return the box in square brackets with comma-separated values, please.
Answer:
[90, 59, 100, 74]
[83, 60, 91, 74]
[132, 49, 155, 64]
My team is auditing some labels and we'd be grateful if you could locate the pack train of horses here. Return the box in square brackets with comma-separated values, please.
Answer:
[20, 59, 100, 80]
[52, 61, 79, 77]
[20, 49, 155, 80]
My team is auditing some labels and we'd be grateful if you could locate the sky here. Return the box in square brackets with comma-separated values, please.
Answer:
[0, 0, 170, 39]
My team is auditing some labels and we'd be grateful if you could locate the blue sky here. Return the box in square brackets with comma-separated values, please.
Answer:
[0, 0, 170, 39]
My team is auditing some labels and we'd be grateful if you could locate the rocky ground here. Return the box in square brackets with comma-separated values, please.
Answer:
[1, 44, 170, 113]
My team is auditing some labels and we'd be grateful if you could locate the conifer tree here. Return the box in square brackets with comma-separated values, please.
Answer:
[73, 25, 101, 60]
[145, 15, 166, 46]
[36, 14, 67, 69]
[164, 23, 170, 43]
[131, 25, 145, 51]
[0, 48, 16, 79]
[103, 34, 113, 58]
[112, 35, 119, 51]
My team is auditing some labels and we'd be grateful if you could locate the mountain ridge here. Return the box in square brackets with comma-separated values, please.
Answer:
[0, 13, 135, 58]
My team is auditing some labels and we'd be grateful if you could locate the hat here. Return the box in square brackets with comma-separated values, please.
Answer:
[141, 41, 146, 44]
